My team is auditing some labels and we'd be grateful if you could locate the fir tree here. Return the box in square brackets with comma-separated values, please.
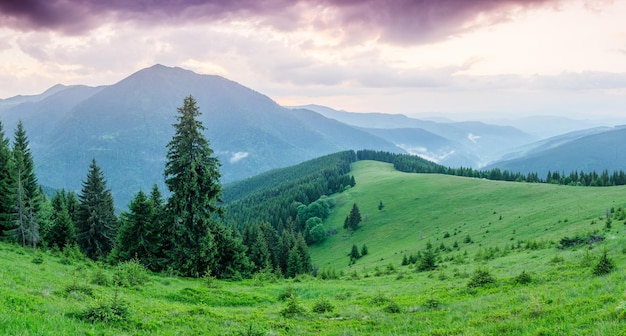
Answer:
[12, 121, 40, 247]
[0, 120, 15, 238]
[112, 190, 158, 267]
[46, 200, 76, 250]
[164, 96, 249, 278]
[76, 159, 118, 260]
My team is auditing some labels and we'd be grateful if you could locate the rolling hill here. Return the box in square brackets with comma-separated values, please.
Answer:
[2, 159, 625, 335]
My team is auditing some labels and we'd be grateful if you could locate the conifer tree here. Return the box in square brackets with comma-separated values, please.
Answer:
[12, 121, 40, 247]
[46, 200, 76, 250]
[76, 159, 118, 260]
[0, 120, 15, 238]
[112, 190, 158, 266]
[164, 95, 249, 277]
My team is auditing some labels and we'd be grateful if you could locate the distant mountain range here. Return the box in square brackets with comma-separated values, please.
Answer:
[483, 126, 626, 177]
[1, 65, 623, 208]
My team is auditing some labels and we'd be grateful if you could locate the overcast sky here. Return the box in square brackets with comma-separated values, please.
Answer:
[1, 0, 625, 120]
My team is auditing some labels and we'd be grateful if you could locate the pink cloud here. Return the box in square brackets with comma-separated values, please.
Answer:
[0, 0, 571, 44]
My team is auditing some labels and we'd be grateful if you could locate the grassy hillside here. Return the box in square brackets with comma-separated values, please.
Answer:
[2, 160, 626, 335]
[311, 160, 626, 273]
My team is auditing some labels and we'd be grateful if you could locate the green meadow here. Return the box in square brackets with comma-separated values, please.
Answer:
[2, 160, 625, 335]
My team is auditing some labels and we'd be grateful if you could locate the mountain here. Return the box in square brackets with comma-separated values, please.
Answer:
[0, 65, 400, 208]
[292, 104, 535, 167]
[484, 126, 626, 177]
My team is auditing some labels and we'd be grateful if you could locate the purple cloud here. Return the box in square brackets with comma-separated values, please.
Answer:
[1, 0, 567, 43]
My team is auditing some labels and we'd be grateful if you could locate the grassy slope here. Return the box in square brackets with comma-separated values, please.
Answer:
[1, 160, 625, 335]
[311, 160, 626, 274]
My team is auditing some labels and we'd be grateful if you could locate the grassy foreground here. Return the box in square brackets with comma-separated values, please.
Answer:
[2, 160, 626, 335]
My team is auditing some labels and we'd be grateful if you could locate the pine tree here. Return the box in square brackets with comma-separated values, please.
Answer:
[112, 190, 157, 266]
[76, 159, 118, 260]
[0, 120, 15, 238]
[164, 95, 240, 277]
[46, 200, 76, 250]
[345, 203, 362, 231]
[12, 121, 40, 247]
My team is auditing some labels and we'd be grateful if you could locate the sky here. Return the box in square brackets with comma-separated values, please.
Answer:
[1, 0, 626, 121]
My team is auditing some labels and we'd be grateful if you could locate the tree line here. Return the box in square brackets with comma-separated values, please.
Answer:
[357, 150, 626, 187]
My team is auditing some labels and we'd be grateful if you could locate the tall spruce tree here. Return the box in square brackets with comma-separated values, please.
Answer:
[164, 95, 247, 277]
[111, 190, 158, 266]
[76, 159, 118, 260]
[46, 199, 76, 250]
[0, 120, 15, 238]
[12, 121, 40, 247]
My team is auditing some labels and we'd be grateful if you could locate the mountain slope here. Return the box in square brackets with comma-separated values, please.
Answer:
[3, 65, 400, 208]
[484, 126, 626, 177]
[294, 104, 535, 167]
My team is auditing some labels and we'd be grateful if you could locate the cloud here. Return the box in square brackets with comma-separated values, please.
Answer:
[229, 151, 249, 163]
[0, 0, 567, 44]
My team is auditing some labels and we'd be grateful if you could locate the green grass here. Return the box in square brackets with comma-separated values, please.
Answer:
[2, 160, 626, 335]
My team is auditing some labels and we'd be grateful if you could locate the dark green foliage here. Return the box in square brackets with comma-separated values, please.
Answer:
[311, 296, 334, 313]
[76, 159, 118, 260]
[558, 234, 604, 249]
[114, 259, 150, 288]
[344, 203, 362, 231]
[280, 295, 306, 318]
[349, 244, 361, 262]
[164, 96, 223, 277]
[0, 120, 15, 238]
[378, 200, 384, 211]
[79, 298, 129, 324]
[11, 121, 40, 247]
[45, 198, 76, 250]
[286, 246, 304, 278]
[416, 242, 437, 272]
[110, 190, 162, 270]
[307, 223, 326, 245]
[468, 268, 496, 288]
[223, 151, 356, 229]
[361, 244, 368, 256]
[384, 300, 401, 314]
[463, 234, 473, 244]
[593, 248, 615, 275]
[515, 270, 532, 285]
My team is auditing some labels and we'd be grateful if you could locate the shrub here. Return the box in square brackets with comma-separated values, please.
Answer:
[277, 286, 296, 301]
[280, 296, 305, 318]
[384, 300, 401, 314]
[115, 259, 149, 288]
[311, 296, 334, 313]
[515, 270, 532, 285]
[91, 267, 112, 286]
[593, 249, 615, 276]
[468, 268, 496, 288]
[80, 299, 129, 324]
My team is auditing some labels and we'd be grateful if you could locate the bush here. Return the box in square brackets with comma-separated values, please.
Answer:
[593, 249, 615, 275]
[280, 296, 305, 317]
[115, 259, 149, 288]
[515, 270, 532, 285]
[277, 286, 296, 301]
[80, 299, 129, 323]
[384, 300, 401, 314]
[91, 267, 112, 286]
[311, 296, 334, 313]
[468, 268, 496, 288]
